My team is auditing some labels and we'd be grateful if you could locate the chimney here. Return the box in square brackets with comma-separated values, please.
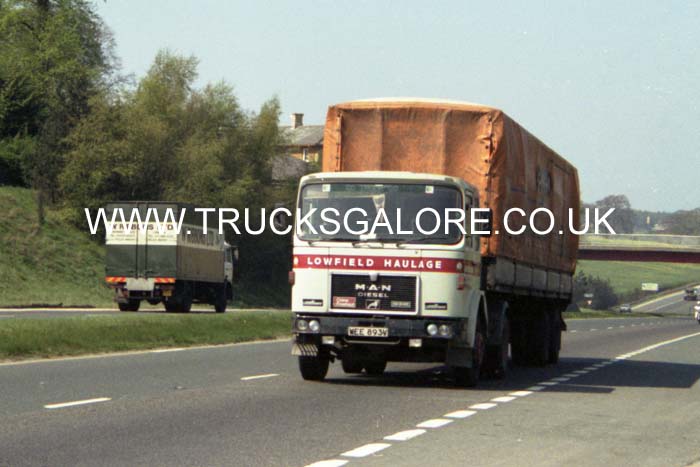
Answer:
[291, 113, 304, 129]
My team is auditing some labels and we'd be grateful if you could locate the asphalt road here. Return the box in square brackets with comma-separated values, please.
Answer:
[1, 299, 699, 466]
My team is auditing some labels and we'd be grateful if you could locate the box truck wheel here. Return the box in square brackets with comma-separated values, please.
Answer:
[298, 354, 329, 381]
[118, 299, 140, 312]
[214, 284, 227, 313]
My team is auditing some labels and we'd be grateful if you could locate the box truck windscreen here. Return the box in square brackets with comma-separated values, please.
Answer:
[298, 182, 463, 244]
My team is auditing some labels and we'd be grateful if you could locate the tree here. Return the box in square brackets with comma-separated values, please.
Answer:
[0, 0, 116, 222]
[594, 194, 635, 234]
[664, 208, 700, 235]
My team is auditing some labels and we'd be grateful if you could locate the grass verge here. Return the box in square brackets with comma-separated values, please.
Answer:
[0, 310, 292, 361]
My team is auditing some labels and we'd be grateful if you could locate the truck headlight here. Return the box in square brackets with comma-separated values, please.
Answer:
[438, 324, 452, 337]
[309, 320, 320, 333]
[296, 319, 309, 331]
[426, 323, 438, 336]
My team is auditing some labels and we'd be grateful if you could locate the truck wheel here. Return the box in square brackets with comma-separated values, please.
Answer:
[530, 311, 551, 367]
[363, 360, 387, 376]
[484, 317, 510, 379]
[341, 353, 363, 374]
[164, 301, 179, 313]
[214, 285, 227, 313]
[510, 319, 528, 367]
[548, 312, 562, 364]
[299, 355, 329, 381]
[454, 319, 485, 387]
[118, 300, 140, 312]
[147, 299, 161, 306]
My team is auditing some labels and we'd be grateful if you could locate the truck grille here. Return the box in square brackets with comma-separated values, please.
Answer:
[331, 274, 417, 312]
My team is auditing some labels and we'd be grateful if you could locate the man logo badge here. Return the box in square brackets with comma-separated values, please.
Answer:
[366, 299, 380, 310]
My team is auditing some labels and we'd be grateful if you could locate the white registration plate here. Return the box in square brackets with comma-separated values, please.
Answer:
[347, 326, 389, 338]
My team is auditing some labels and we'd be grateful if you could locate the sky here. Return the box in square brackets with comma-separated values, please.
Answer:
[94, 0, 699, 212]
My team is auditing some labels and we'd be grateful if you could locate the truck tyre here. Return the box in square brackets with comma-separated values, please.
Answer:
[214, 285, 227, 313]
[299, 355, 329, 381]
[484, 317, 510, 379]
[548, 312, 562, 364]
[510, 319, 528, 367]
[530, 311, 551, 367]
[118, 300, 140, 312]
[341, 352, 363, 374]
[454, 318, 485, 387]
[363, 359, 387, 376]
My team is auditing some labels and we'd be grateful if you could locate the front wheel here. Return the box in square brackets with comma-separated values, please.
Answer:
[454, 319, 486, 387]
[299, 355, 329, 381]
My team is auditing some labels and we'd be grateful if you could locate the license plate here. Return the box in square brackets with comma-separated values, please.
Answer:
[347, 326, 389, 338]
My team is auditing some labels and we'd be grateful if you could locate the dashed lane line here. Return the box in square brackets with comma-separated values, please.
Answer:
[341, 443, 391, 458]
[302, 330, 700, 467]
[44, 397, 111, 409]
[241, 373, 279, 381]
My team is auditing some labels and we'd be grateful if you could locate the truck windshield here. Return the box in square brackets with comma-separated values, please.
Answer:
[298, 182, 463, 244]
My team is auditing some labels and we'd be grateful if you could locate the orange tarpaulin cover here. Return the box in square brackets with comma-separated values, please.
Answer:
[322, 99, 580, 274]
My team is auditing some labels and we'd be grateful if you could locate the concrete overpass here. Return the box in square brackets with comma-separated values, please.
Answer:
[578, 234, 700, 263]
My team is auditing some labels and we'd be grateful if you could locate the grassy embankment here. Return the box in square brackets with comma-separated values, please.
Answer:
[577, 260, 700, 299]
[0, 186, 113, 306]
[0, 311, 292, 360]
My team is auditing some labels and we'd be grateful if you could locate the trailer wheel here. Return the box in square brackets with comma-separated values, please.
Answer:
[530, 311, 551, 367]
[299, 354, 329, 381]
[118, 300, 140, 312]
[454, 318, 485, 387]
[548, 311, 562, 364]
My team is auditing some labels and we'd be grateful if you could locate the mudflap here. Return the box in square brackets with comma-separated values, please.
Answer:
[292, 342, 319, 357]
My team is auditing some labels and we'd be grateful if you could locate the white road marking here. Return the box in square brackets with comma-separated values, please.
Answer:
[590, 328, 597, 331]
[527, 385, 545, 391]
[384, 429, 426, 441]
[491, 396, 516, 403]
[509, 390, 533, 397]
[44, 397, 111, 409]
[563, 373, 579, 378]
[551, 377, 570, 382]
[469, 402, 497, 410]
[619, 326, 625, 328]
[304, 460, 349, 467]
[573, 370, 589, 375]
[241, 373, 279, 381]
[539, 381, 559, 386]
[607, 327, 614, 330]
[592, 363, 606, 368]
[615, 331, 700, 359]
[583, 366, 598, 371]
[417, 418, 453, 428]
[570, 330, 578, 333]
[444, 410, 477, 419]
[342, 443, 391, 458]
[151, 348, 186, 353]
[631, 324, 637, 327]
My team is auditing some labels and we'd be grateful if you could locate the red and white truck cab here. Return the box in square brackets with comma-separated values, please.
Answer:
[290, 171, 489, 386]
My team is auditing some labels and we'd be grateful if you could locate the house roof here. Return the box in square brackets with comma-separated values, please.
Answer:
[271, 154, 308, 181]
[279, 125, 324, 147]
